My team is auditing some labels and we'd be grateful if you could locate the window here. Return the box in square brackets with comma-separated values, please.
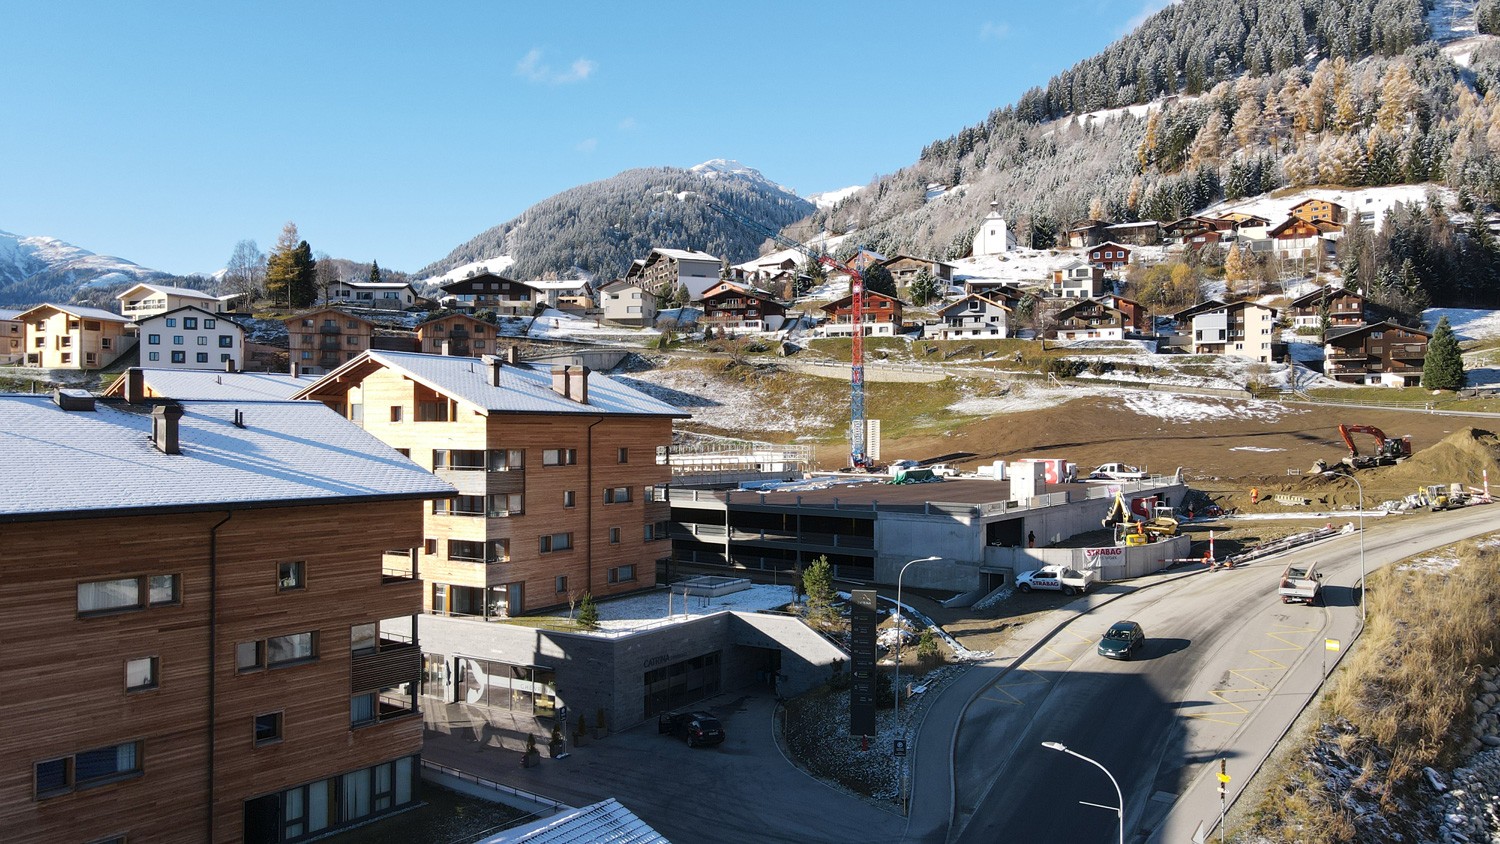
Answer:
[424, 538, 437, 555]
[221, 353, 232, 363]
[539, 533, 573, 553]
[267, 632, 317, 666]
[542, 448, 576, 466]
[416, 400, 448, 422]
[608, 565, 635, 583]
[351, 623, 378, 654]
[165, 318, 177, 327]
[254, 712, 283, 746]
[171, 351, 185, 363]
[147, 333, 160, 345]
[433, 449, 487, 470]
[489, 449, 523, 471]
[148, 351, 160, 361]
[563, 490, 575, 508]
[555, 576, 567, 593]
[488, 493, 523, 517]
[278, 561, 305, 591]
[433, 495, 486, 516]
[173, 335, 184, 345]
[617, 447, 629, 463]
[219, 334, 233, 347]
[389, 406, 403, 423]
[205, 318, 216, 328]
[149, 574, 178, 606]
[609, 527, 621, 544]
[237, 641, 265, 672]
[350, 693, 376, 727]
[196, 352, 209, 363]
[447, 539, 506, 563]
[125, 657, 157, 691]
[35, 741, 142, 798]
[77, 574, 178, 616]
[183, 317, 198, 329]
[197, 335, 208, 346]
[604, 486, 631, 504]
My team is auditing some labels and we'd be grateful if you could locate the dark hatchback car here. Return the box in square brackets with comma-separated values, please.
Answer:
[658, 710, 726, 747]
[1098, 620, 1146, 660]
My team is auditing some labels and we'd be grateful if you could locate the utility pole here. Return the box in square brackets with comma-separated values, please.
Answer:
[1217, 758, 1230, 843]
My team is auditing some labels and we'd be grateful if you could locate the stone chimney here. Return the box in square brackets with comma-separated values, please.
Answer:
[571, 366, 590, 404]
[551, 365, 569, 397]
[290, 361, 300, 378]
[125, 367, 145, 404]
[505, 345, 521, 365]
[151, 404, 184, 455]
[488, 355, 504, 387]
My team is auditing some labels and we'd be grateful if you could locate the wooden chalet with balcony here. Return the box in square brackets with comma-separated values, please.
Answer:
[440, 272, 540, 315]
[17, 303, 134, 370]
[1285, 285, 1369, 333]
[1086, 242, 1133, 271]
[817, 290, 904, 337]
[1290, 197, 1346, 224]
[415, 313, 496, 358]
[1323, 321, 1430, 387]
[1048, 298, 1129, 341]
[283, 308, 375, 376]
[698, 281, 788, 334]
[1268, 217, 1341, 261]
[877, 254, 955, 284]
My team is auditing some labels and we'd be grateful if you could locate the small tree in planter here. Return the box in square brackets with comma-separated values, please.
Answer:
[593, 706, 608, 739]
[576, 593, 600, 631]
[548, 721, 566, 757]
[574, 713, 590, 747]
[521, 734, 541, 768]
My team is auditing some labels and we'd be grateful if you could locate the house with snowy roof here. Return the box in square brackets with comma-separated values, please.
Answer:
[116, 282, 222, 321]
[523, 278, 594, 308]
[1049, 298, 1130, 342]
[327, 278, 419, 310]
[0, 389, 453, 843]
[102, 366, 316, 402]
[440, 271, 541, 315]
[935, 293, 1011, 339]
[599, 278, 658, 326]
[626, 247, 723, 302]
[17, 303, 134, 369]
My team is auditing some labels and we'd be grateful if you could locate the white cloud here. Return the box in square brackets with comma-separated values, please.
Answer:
[979, 20, 1011, 40]
[515, 49, 597, 84]
[575, 138, 598, 153]
[617, 116, 638, 131]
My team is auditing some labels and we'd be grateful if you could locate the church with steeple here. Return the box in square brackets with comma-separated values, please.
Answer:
[971, 202, 1017, 256]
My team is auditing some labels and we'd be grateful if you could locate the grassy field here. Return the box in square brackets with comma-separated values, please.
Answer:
[1235, 536, 1500, 843]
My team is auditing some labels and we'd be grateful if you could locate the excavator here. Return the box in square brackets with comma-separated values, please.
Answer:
[1103, 490, 1179, 545]
[1312, 424, 1413, 472]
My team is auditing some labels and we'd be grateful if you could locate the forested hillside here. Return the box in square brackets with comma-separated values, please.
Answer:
[418, 163, 813, 281]
[808, 0, 1500, 308]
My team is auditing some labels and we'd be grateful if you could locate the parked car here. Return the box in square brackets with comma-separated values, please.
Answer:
[1014, 565, 1097, 596]
[1088, 462, 1149, 481]
[657, 710, 726, 747]
[1097, 620, 1145, 660]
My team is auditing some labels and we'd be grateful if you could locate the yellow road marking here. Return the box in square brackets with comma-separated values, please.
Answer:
[1183, 624, 1318, 725]
[985, 630, 1101, 704]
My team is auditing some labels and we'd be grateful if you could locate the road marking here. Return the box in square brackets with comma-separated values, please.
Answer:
[1183, 624, 1318, 725]
[983, 630, 1100, 704]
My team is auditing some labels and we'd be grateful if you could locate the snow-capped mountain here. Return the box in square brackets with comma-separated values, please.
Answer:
[0, 230, 169, 308]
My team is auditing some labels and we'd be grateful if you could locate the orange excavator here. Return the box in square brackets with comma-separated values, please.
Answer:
[1331, 424, 1412, 470]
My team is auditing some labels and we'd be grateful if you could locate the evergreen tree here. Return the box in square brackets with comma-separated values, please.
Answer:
[368, 260, 382, 284]
[801, 555, 836, 628]
[1421, 316, 1466, 390]
[575, 593, 600, 630]
[861, 264, 898, 298]
[907, 269, 942, 306]
[290, 241, 318, 308]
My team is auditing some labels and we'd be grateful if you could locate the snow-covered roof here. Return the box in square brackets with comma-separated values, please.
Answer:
[481, 798, 668, 844]
[337, 280, 415, 291]
[297, 350, 690, 418]
[138, 305, 245, 328]
[15, 303, 130, 323]
[651, 247, 720, 263]
[101, 369, 318, 402]
[1106, 221, 1160, 230]
[0, 309, 23, 321]
[0, 396, 454, 521]
[522, 278, 592, 293]
[116, 282, 219, 301]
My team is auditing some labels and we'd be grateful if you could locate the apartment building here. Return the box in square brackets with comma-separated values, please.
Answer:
[624, 247, 722, 302]
[1188, 300, 1279, 363]
[598, 279, 658, 327]
[0, 308, 22, 364]
[294, 349, 687, 619]
[282, 308, 375, 376]
[136, 306, 246, 371]
[1323, 321, 1431, 387]
[17, 303, 134, 369]
[116, 282, 224, 321]
[439, 272, 539, 315]
[0, 390, 453, 844]
[414, 313, 497, 358]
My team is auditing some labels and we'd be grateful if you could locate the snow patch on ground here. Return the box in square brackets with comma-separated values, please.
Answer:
[1205, 184, 1452, 229]
[542, 583, 797, 632]
[1230, 446, 1287, 453]
[1120, 393, 1295, 422]
[1425, 308, 1500, 342]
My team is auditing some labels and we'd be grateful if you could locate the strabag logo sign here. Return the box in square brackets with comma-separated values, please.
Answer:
[1085, 547, 1123, 558]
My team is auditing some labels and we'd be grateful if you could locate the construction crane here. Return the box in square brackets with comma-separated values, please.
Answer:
[706, 201, 875, 469]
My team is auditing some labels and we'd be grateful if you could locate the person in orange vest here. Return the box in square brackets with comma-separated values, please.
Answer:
[1250, 487, 1260, 505]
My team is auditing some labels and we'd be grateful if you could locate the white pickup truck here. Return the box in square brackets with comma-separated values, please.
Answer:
[1015, 565, 1098, 596]
[1088, 462, 1150, 481]
[1278, 561, 1323, 605]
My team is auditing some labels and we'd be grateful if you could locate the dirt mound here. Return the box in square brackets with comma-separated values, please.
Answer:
[1381, 427, 1500, 489]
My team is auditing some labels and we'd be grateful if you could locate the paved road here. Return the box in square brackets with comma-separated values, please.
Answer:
[935, 505, 1498, 844]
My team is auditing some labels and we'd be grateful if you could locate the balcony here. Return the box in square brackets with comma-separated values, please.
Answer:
[1326, 350, 1367, 362]
[319, 324, 341, 335]
[382, 549, 419, 583]
[1389, 344, 1426, 359]
[320, 337, 342, 350]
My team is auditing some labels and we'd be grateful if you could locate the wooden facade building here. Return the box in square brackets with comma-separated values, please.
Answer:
[283, 309, 375, 377]
[1323, 321, 1431, 387]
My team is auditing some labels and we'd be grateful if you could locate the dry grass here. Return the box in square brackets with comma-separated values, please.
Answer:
[1236, 538, 1500, 843]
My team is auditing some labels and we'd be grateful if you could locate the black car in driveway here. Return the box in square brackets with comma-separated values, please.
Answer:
[658, 710, 726, 747]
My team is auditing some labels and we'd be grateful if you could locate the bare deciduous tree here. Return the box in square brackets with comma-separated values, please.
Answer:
[224, 240, 266, 301]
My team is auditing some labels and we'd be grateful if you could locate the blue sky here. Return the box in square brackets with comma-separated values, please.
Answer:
[0, 0, 1169, 276]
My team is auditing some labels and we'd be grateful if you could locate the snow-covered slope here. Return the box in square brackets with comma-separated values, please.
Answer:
[689, 158, 801, 199]
[807, 185, 863, 210]
[0, 229, 168, 307]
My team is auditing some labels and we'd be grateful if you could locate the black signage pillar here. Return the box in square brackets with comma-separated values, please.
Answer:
[849, 588, 879, 736]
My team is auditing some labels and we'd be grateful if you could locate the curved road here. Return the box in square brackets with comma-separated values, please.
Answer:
[939, 504, 1498, 844]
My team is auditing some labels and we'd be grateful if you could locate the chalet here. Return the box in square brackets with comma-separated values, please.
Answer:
[1097, 294, 1149, 333]
[524, 278, 593, 308]
[1086, 241, 1133, 271]
[136, 305, 246, 371]
[1214, 212, 1272, 229]
[1268, 217, 1340, 261]
[1285, 285, 1369, 332]
[698, 280, 788, 334]
[1163, 216, 1233, 241]
[0, 391, 453, 843]
[282, 308, 375, 376]
[818, 290, 905, 337]
[1323, 321, 1430, 387]
[1051, 259, 1107, 298]
[293, 349, 685, 620]
[935, 294, 1010, 340]
[1066, 219, 1111, 249]
[878, 254, 956, 283]
[965, 280, 1032, 305]
[1178, 228, 1230, 252]
[845, 247, 887, 271]
[626, 248, 723, 302]
[416, 312, 496, 357]
[440, 272, 541, 315]
[116, 282, 223, 321]
[1049, 298, 1129, 342]
[1103, 221, 1162, 246]
[1289, 198, 1346, 224]
[0, 308, 23, 364]
[1188, 300, 1279, 363]
[18, 303, 134, 369]
[599, 279, 658, 327]
[327, 279, 419, 310]
[731, 247, 802, 281]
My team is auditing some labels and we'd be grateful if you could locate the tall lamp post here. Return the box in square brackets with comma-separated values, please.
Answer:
[1323, 469, 1366, 622]
[1042, 742, 1124, 844]
[893, 555, 942, 723]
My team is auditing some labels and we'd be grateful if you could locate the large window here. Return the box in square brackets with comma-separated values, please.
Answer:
[77, 574, 179, 616]
[416, 401, 449, 422]
[125, 657, 158, 692]
[488, 493, 523, 517]
[433, 495, 486, 516]
[539, 533, 572, 553]
[541, 448, 576, 466]
[243, 756, 417, 844]
[432, 449, 486, 471]
[268, 632, 317, 666]
[604, 486, 632, 504]
[35, 741, 142, 798]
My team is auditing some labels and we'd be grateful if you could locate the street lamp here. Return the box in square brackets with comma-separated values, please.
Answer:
[1322, 469, 1366, 622]
[893, 555, 942, 723]
[1042, 741, 1124, 844]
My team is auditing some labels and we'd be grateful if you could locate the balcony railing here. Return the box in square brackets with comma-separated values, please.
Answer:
[319, 324, 341, 335]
